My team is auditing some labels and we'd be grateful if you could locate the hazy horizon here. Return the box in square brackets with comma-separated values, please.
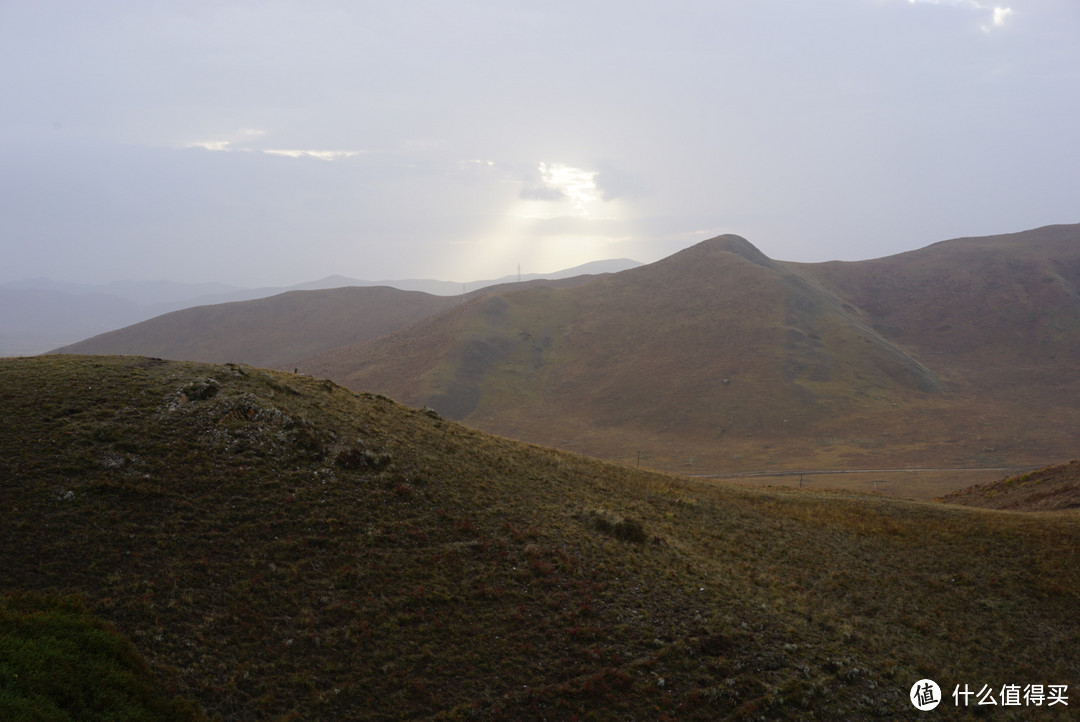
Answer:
[3, 1, 1078, 287]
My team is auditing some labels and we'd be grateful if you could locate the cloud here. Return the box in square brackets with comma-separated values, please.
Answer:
[989, 6, 1013, 28]
[262, 149, 362, 161]
[185, 129, 362, 161]
[187, 139, 234, 152]
[904, 0, 1015, 32]
[185, 128, 267, 152]
[519, 182, 567, 202]
[519, 163, 600, 207]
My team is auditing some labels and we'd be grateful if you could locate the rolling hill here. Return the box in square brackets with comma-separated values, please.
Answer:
[54, 276, 607, 370]
[940, 460, 1080, 511]
[2, 355, 1079, 719]
[52, 224, 1080, 490]
[4, 259, 642, 357]
[54, 285, 459, 369]
[297, 226, 1080, 480]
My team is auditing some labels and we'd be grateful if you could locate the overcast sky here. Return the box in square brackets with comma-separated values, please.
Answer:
[2, 0, 1077, 287]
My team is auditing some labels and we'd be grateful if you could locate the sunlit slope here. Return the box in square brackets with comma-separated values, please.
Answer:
[2, 355, 1079, 720]
[302, 235, 953, 470]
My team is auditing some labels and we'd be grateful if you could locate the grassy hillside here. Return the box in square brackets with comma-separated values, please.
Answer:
[54, 286, 459, 369]
[53, 226, 1080, 490]
[2, 355, 1079, 719]
[0, 592, 208, 721]
[803, 223, 1080, 468]
[940, 460, 1080, 511]
[300, 232, 1078, 482]
[54, 276, 605, 371]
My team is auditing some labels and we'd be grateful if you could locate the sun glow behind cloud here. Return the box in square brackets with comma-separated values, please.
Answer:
[452, 161, 631, 281]
[539, 163, 599, 214]
[517, 163, 606, 219]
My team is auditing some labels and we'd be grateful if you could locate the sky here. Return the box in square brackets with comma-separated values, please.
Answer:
[2, 0, 1078, 287]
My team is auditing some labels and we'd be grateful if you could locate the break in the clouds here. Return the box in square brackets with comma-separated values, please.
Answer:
[1, 1, 1077, 287]
[906, 0, 1015, 31]
[187, 128, 363, 162]
[519, 164, 599, 212]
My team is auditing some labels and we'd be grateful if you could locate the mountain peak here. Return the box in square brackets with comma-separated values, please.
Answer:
[658, 234, 776, 271]
[699, 234, 776, 268]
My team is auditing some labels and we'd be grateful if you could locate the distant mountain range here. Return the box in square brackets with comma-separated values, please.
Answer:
[0, 258, 640, 356]
[54, 224, 1080, 476]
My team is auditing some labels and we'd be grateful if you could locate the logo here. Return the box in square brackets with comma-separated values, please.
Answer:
[911, 679, 942, 711]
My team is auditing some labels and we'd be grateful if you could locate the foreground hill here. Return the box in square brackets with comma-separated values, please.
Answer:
[299, 226, 1080, 479]
[2, 356, 1079, 719]
[940, 460, 1080, 511]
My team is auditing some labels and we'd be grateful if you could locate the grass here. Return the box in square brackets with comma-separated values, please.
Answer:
[2, 355, 1079, 719]
[0, 591, 207, 721]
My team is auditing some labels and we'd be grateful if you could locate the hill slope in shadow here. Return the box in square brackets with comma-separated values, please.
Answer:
[940, 460, 1080, 511]
[2, 355, 1079, 720]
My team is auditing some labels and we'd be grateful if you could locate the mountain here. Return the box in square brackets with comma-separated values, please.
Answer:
[53, 275, 606, 369]
[289, 258, 643, 295]
[52, 286, 458, 369]
[0, 278, 243, 305]
[3, 259, 641, 356]
[799, 223, 1080, 468]
[45, 225, 1080, 487]
[295, 227, 1080, 477]
[3, 355, 1079, 719]
[805, 224, 1080, 392]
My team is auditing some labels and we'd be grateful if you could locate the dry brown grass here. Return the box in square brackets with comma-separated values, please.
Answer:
[940, 460, 1080, 511]
[2, 355, 1079, 720]
[293, 227, 1080, 495]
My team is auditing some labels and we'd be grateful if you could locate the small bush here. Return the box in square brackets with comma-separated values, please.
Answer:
[0, 591, 207, 721]
[334, 446, 392, 471]
[586, 510, 648, 543]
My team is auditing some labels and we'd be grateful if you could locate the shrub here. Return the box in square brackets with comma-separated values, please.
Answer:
[0, 591, 207, 721]
[586, 510, 648, 543]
